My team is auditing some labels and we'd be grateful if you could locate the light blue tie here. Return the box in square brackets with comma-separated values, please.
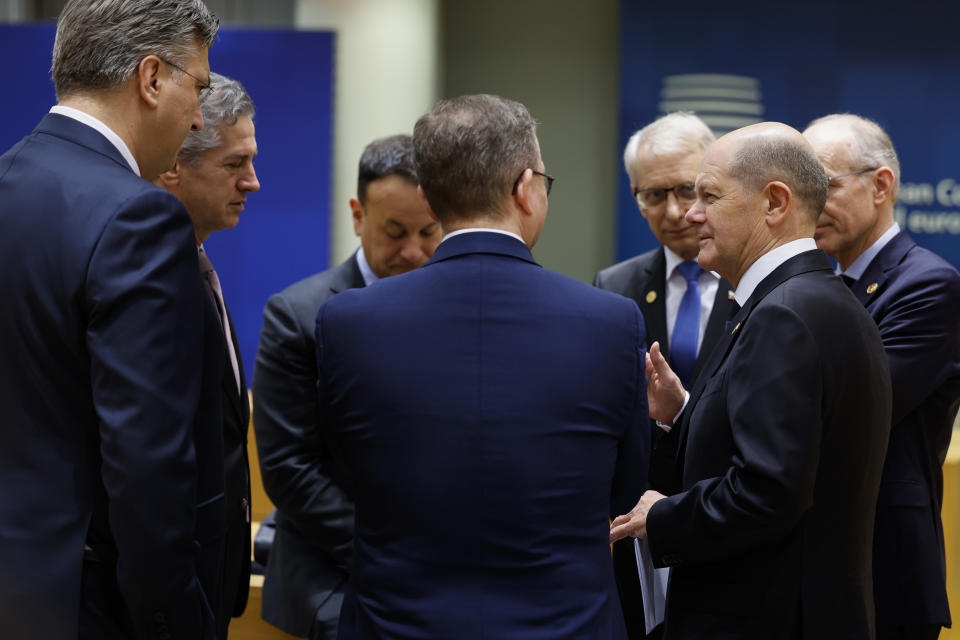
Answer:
[671, 261, 703, 388]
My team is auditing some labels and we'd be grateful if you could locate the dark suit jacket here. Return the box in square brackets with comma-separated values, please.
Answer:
[0, 113, 220, 639]
[210, 293, 252, 638]
[595, 246, 736, 638]
[851, 230, 960, 627]
[253, 254, 364, 638]
[647, 250, 892, 640]
[318, 232, 649, 639]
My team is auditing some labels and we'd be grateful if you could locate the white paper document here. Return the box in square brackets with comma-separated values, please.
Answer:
[634, 537, 669, 634]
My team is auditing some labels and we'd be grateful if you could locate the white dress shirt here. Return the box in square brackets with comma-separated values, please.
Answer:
[663, 246, 721, 354]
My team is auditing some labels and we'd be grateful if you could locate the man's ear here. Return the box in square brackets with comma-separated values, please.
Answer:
[417, 185, 440, 223]
[513, 168, 536, 217]
[155, 159, 181, 188]
[137, 55, 163, 108]
[763, 181, 792, 228]
[872, 167, 896, 206]
[349, 197, 365, 236]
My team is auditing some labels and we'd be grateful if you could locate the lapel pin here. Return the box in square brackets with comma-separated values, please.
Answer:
[731, 321, 741, 335]
[866, 282, 878, 294]
[728, 289, 735, 300]
[645, 290, 657, 303]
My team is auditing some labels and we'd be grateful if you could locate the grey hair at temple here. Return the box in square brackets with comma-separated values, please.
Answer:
[729, 134, 829, 222]
[623, 112, 715, 187]
[51, 0, 219, 100]
[178, 72, 255, 166]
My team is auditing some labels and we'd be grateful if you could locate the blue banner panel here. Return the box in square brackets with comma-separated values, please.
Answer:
[0, 25, 335, 382]
[617, 1, 960, 270]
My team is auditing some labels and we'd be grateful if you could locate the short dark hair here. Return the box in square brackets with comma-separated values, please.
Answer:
[356, 134, 418, 204]
[52, 0, 219, 99]
[730, 135, 828, 222]
[413, 94, 539, 223]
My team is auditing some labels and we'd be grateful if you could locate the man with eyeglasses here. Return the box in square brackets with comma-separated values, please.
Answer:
[595, 112, 737, 639]
[312, 94, 649, 639]
[0, 1, 222, 639]
[803, 114, 960, 640]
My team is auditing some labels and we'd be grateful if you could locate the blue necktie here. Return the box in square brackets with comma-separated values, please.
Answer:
[671, 261, 703, 388]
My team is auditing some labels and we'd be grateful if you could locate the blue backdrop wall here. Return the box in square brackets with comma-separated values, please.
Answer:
[0, 25, 335, 382]
[617, 1, 960, 269]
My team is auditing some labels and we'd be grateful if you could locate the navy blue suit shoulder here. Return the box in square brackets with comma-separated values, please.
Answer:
[0, 114, 216, 639]
[254, 253, 364, 638]
[858, 230, 960, 627]
[317, 232, 649, 639]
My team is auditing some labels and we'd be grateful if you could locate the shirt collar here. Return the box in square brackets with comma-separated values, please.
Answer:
[49, 105, 140, 176]
[838, 222, 900, 281]
[441, 227, 525, 245]
[355, 246, 379, 286]
[734, 238, 818, 306]
[663, 245, 720, 282]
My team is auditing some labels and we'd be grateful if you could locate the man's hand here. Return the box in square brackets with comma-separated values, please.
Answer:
[646, 341, 686, 424]
[610, 490, 667, 542]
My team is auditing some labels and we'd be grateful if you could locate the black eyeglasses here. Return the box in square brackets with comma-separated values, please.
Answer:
[511, 169, 555, 197]
[633, 182, 697, 209]
[826, 167, 877, 188]
[160, 57, 212, 101]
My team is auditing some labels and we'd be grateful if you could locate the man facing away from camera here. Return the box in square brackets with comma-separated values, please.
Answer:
[314, 93, 649, 639]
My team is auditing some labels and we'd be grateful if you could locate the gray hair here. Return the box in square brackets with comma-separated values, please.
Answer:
[413, 94, 539, 222]
[623, 112, 715, 187]
[806, 113, 901, 202]
[357, 134, 417, 204]
[52, 0, 219, 99]
[730, 135, 828, 222]
[178, 72, 255, 166]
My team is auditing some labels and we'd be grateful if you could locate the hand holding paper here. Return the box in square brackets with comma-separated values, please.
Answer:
[610, 489, 667, 543]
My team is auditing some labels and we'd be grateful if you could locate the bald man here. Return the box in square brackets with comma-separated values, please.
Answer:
[611, 123, 892, 640]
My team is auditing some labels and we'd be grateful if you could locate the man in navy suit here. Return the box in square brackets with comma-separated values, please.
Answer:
[157, 71, 260, 640]
[611, 123, 892, 639]
[253, 134, 441, 640]
[804, 114, 960, 640]
[0, 1, 221, 639]
[315, 94, 649, 639]
[595, 112, 737, 639]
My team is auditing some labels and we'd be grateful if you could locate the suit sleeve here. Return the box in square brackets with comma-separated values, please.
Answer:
[86, 190, 212, 640]
[253, 291, 354, 571]
[647, 303, 820, 565]
[610, 303, 650, 516]
[875, 266, 960, 425]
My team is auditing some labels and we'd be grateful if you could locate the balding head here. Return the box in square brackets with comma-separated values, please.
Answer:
[685, 123, 827, 286]
[802, 114, 899, 270]
[725, 123, 829, 223]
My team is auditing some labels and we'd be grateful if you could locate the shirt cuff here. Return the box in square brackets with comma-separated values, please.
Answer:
[655, 390, 690, 432]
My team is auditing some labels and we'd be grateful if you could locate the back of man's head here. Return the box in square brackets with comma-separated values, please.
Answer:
[804, 113, 901, 202]
[729, 131, 828, 223]
[413, 94, 539, 224]
[52, 0, 219, 100]
[357, 134, 418, 202]
[178, 72, 255, 166]
[623, 111, 715, 186]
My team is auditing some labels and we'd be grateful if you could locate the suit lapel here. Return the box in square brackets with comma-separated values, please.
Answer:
[222, 303, 248, 430]
[848, 230, 914, 307]
[674, 250, 834, 476]
[329, 251, 366, 296]
[637, 248, 670, 359]
[692, 277, 736, 382]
